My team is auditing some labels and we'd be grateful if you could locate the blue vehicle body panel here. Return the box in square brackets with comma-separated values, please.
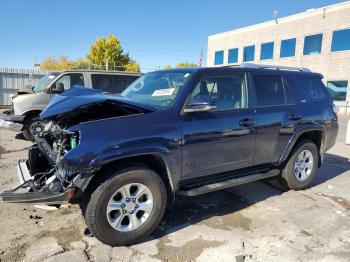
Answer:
[40, 86, 154, 120]
[39, 67, 338, 193]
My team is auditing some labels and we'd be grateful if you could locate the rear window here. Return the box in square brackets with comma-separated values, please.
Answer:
[253, 74, 294, 107]
[295, 74, 328, 101]
[92, 74, 139, 93]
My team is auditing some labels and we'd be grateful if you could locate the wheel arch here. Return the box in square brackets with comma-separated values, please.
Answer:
[278, 126, 325, 167]
[83, 153, 176, 203]
[23, 109, 42, 120]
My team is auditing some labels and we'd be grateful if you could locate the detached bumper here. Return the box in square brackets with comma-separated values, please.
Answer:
[0, 114, 24, 131]
[0, 113, 25, 123]
[0, 160, 74, 204]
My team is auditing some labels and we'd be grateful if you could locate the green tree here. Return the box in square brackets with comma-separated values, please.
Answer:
[176, 62, 197, 68]
[86, 34, 140, 72]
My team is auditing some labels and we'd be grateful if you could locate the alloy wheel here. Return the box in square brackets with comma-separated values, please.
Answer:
[106, 183, 154, 232]
[294, 150, 314, 182]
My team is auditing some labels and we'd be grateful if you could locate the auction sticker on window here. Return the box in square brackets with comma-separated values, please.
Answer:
[152, 88, 175, 96]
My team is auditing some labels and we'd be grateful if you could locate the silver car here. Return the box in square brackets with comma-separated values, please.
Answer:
[0, 70, 141, 140]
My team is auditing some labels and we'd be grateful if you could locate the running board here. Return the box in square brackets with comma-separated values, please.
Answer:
[177, 169, 280, 197]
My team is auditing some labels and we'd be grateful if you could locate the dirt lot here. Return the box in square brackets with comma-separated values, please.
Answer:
[0, 117, 349, 262]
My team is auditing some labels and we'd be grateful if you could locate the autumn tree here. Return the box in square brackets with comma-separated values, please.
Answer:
[125, 60, 140, 72]
[176, 62, 197, 68]
[40, 56, 89, 71]
[40, 34, 140, 72]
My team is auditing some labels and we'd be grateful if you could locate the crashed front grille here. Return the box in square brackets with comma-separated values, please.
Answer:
[61, 159, 99, 174]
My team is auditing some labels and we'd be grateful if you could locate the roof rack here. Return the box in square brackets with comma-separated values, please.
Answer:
[238, 63, 311, 72]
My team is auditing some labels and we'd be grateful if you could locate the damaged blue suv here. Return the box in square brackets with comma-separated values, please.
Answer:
[0, 64, 338, 246]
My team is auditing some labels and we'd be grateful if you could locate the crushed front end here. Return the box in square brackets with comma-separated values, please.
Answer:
[0, 122, 98, 204]
[0, 87, 151, 204]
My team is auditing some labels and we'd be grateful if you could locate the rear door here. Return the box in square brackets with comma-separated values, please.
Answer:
[181, 72, 256, 180]
[91, 74, 139, 93]
[251, 72, 299, 165]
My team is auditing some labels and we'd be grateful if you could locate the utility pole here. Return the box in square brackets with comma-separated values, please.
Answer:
[199, 48, 203, 67]
[106, 59, 109, 71]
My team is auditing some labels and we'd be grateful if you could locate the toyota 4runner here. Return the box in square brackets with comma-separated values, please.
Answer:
[0, 64, 338, 246]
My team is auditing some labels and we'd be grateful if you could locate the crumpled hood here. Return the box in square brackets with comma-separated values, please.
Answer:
[17, 84, 34, 94]
[12, 84, 33, 99]
[40, 86, 154, 121]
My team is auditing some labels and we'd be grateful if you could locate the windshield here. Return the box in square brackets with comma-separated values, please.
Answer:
[121, 70, 194, 109]
[33, 73, 59, 92]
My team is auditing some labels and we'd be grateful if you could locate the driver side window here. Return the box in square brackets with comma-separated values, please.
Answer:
[191, 74, 248, 111]
[55, 74, 84, 91]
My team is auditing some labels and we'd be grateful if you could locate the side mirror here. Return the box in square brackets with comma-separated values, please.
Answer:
[184, 96, 216, 113]
[50, 82, 64, 94]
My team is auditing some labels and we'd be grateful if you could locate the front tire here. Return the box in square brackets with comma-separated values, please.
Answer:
[279, 139, 319, 190]
[83, 166, 167, 246]
[23, 115, 45, 141]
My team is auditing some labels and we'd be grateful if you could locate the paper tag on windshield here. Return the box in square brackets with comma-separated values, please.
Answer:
[152, 88, 175, 96]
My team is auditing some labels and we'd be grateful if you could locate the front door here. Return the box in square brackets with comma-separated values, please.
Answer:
[181, 73, 256, 180]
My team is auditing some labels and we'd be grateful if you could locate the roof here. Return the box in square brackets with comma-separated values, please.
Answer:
[157, 64, 320, 76]
[49, 70, 142, 76]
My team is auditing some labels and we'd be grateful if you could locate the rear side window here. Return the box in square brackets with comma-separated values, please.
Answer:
[295, 74, 328, 101]
[253, 74, 294, 107]
[92, 74, 139, 93]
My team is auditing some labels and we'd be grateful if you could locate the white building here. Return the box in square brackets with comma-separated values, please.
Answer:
[207, 1, 350, 113]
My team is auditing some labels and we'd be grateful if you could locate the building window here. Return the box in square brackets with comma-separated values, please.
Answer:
[326, 81, 348, 101]
[280, 38, 296, 57]
[228, 48, 239, 64]
[331, 29, 350, 52]
[243, 45, 255, 62]
[214, 51, 224, 65]
[303, 33, 323, 55]
[260, 42, 274, 60]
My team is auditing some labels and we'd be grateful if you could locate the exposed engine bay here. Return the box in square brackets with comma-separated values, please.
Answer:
[0, 122, 84, 203]
[26, 122, 77, 193]
[0, 103, 148, 204]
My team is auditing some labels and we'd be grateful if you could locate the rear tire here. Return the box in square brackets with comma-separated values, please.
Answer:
[82, 166, 167, 246]
[279, 139, 319, 190]
[23, 115, 45, 141]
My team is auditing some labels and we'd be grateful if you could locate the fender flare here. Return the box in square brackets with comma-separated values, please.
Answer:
[74, 150, 178, 195]
[277, 124, 326, 165]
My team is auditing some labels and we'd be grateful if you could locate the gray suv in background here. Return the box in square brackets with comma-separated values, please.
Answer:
[0, 70, 141, 140]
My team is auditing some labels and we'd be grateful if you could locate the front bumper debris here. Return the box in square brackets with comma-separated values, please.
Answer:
[0, 119, 23, 132]
[0, 113, 25, 123]
[0, 160, 74, 204]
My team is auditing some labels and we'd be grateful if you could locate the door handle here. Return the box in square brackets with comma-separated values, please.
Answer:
[239, 118, 255, 126]
[289, 113, 302, 121]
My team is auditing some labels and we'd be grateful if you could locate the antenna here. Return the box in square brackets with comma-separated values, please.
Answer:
[273, 10, 279, 24]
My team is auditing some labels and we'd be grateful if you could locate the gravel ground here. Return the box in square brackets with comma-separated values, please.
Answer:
[0, 117, 349, 262]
